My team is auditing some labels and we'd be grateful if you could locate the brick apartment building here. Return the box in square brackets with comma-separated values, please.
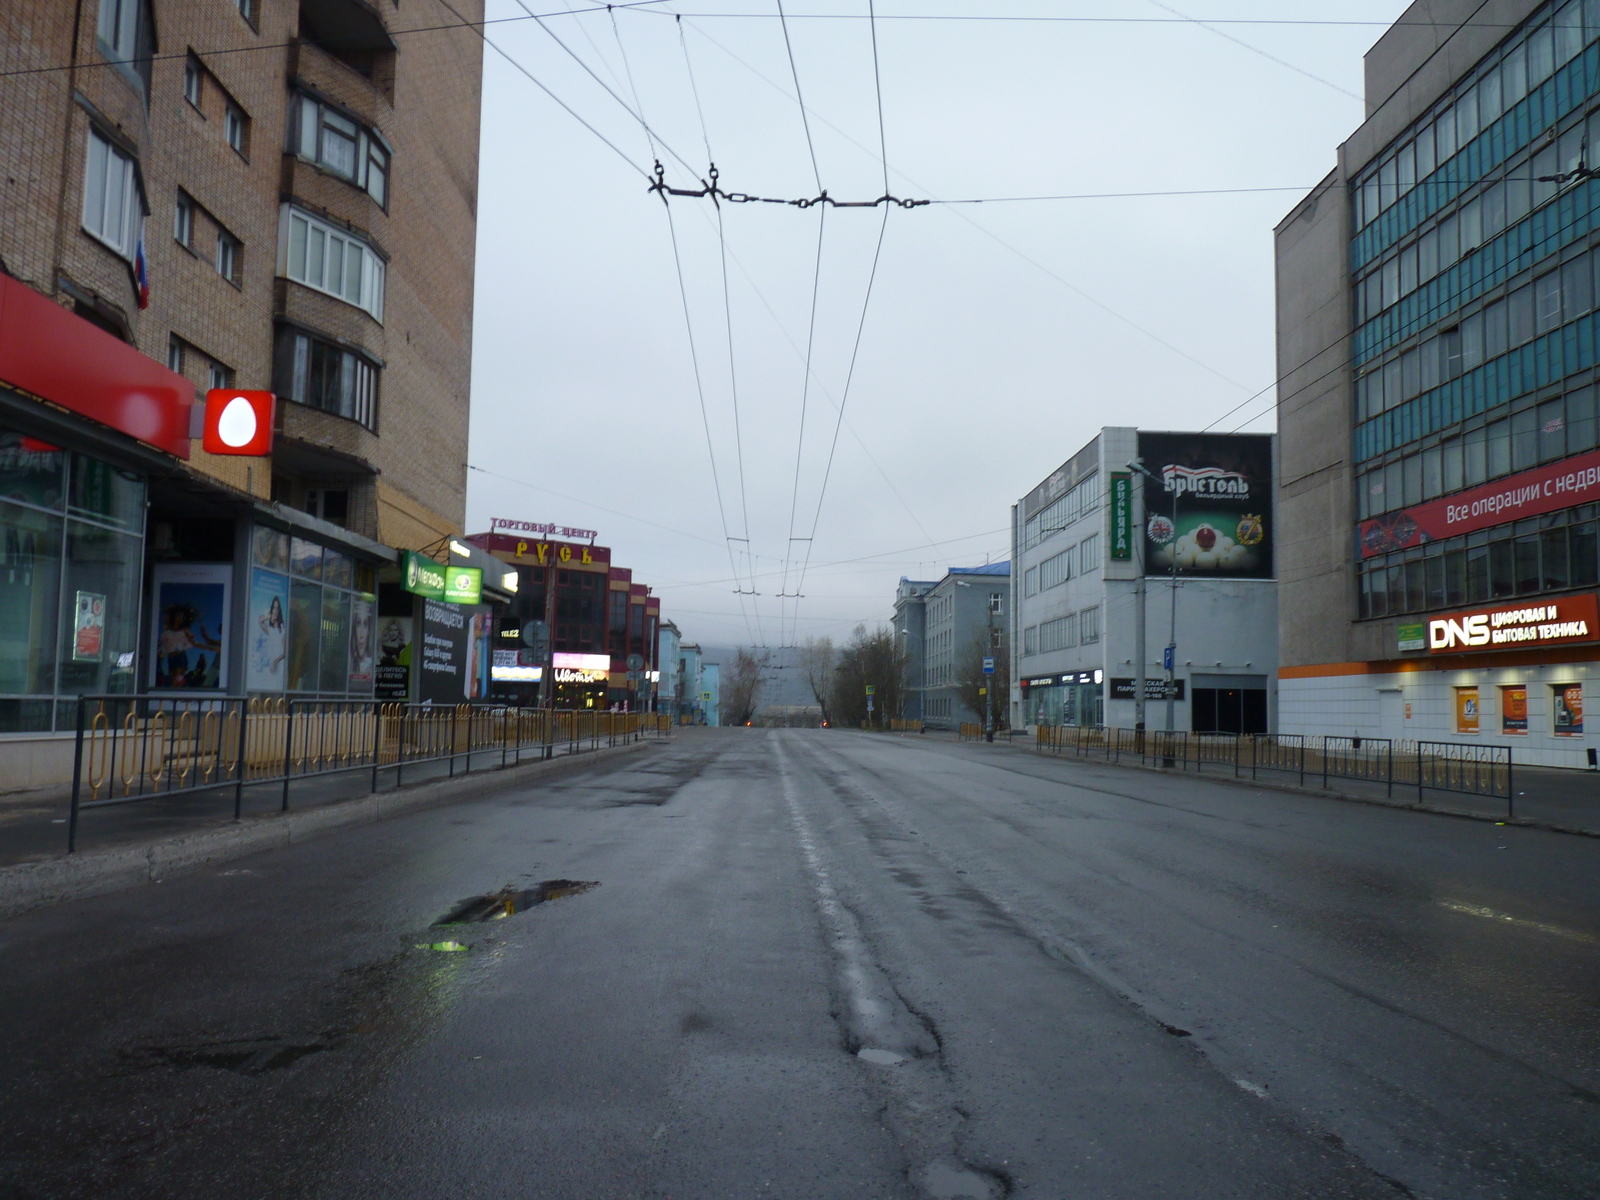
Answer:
[0, 0, 484, 784]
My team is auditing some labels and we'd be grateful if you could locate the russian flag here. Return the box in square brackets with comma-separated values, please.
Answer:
[134, 232, 150, 310]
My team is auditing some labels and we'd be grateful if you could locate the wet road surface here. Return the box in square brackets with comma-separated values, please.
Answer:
[1, 728, 1596, 1199]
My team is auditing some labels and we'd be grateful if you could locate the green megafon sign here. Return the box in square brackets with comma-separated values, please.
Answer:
[444, 566, 482, 605]
[402, 550, 447, 599]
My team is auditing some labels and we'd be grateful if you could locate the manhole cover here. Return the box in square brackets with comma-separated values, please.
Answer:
[435, 880, 599, 925]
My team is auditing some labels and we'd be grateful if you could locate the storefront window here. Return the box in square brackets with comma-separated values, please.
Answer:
[318, 588, 351, 692]
[0, 430, 144, 731]
[0, 501, 62, 730]
[68, 453, 143, 530]
[55, 520, 142, 698]
[267, 526, 376, 698]
[288, 578, 321, 691]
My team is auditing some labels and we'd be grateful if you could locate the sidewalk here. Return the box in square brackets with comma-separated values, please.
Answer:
[0, 737, 652, 870]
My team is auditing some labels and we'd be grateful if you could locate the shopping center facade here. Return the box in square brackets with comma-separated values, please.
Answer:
[1010, 428, 1279, 734]
[1277, 0, 1600, 765]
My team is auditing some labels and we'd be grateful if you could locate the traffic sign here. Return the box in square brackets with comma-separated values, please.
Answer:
[1163, 645, 1175, 672]
[982, 656, 995, 675]
[865, 685, 875, 695]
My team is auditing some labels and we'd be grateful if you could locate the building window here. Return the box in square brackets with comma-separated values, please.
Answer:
[989, 591, 1003, 614]
[279, 205, 386, 320]
[82, 128, 142, 261]
[173, 191, 192, 247]
[1023, 625, 1037, 655]
[224, 103, 247, 154]
[183, 55, 202, 107]
[273, 327, 379, 430]
[1040, 549, 1070, 590]
[237, 0, 257, 26]
[215, 231, 240, 284]
[304, 489, 349, 526]
[1079, 534, 1099, 574]
[167, 336, 184, 372]
[1039, 615, 1076, 653]
[208, 360, 232, 390]
[1079, 606, 1100, 644]
[289, 94, 392, 207]
[1024, 566, 1037, 596]
[97, 0, 152, 90]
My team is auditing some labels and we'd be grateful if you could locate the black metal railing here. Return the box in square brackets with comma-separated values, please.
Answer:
[68, 696, 671, 852]
[1033, 725, 1513, 814]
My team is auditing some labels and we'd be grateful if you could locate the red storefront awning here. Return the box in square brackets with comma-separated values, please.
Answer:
[0, 273, 192, 459]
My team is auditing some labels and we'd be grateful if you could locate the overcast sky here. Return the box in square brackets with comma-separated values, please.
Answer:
[463, 0, 1412, 650]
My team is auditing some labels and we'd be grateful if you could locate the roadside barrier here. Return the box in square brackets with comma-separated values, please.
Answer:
[888, 719, 923, 732]
[1033, 725, 1513, 816]
[68, 696, 671, 852]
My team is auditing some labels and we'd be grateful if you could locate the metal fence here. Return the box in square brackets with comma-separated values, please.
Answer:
[1033, 725, 1513, 815]
[68, 695, 671, 852]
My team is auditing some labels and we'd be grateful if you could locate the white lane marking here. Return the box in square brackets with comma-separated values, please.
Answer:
[1438, 900, 1598, 945]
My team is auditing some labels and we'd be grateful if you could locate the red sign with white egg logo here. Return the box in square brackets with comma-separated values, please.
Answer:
[202, 390, 275, 456]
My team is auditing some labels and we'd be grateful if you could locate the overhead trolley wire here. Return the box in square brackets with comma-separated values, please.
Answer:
[1142, 0, 1361, 101]
[511, 0, 703, 181]
[792, 0, 895, 623]
[773, 0, 828, 645]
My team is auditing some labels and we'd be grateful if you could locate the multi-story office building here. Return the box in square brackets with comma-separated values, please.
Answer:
[656, 619, 681, 716]
[1011, 428, 1279, 733]
[902, 564, 1009, 729]
[892, 575, 935, 721]
[1278, 0, 1600, 764]
[0, 0, 484, 784]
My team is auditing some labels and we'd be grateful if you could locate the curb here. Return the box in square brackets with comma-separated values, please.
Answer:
[0, 738, 659, 922]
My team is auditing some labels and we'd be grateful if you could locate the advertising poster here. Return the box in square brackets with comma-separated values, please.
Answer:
[376, 616, 413, 700]
[73, 590, 105, 661]
[349, 594, 375, 693]
[150, 563, 230, 689]
[1454, 686, 1480, 734]
[1553, 684, 1584, 736]
[466, 609, 491, 699]
[1500, 685, 1529, 734]
[246, 568, 289, 692]
[1137, 432, 1273, 578]
[418, 598, 469, 705]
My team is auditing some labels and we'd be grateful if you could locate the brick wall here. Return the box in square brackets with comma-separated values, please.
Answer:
[0, 0, 482, 538]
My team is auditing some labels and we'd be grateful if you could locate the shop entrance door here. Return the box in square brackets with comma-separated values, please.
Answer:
[1191, 674, 1269, 735]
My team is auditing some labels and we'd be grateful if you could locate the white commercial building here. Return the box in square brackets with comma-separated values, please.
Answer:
[1011, 428, 1280, 733]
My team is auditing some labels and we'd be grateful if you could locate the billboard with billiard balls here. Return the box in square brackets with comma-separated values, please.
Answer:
[1138, 431, 1274, 580]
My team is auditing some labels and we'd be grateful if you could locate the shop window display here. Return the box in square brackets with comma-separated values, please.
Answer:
[0, 430, 143, 731]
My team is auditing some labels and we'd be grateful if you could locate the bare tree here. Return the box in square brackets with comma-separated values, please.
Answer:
[720, 648, 766, 726]
[830, 624, 906, 729]
[955, 626, 1009, 731]
[795, 636, 837, 725]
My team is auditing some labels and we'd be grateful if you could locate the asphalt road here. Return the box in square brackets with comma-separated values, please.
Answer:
[1, 729, 1596, 1199]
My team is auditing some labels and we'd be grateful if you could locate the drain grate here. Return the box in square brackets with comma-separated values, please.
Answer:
[435, 879, 599, 925]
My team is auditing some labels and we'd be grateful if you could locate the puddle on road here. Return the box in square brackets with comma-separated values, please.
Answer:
[434, 880, 599, 925]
